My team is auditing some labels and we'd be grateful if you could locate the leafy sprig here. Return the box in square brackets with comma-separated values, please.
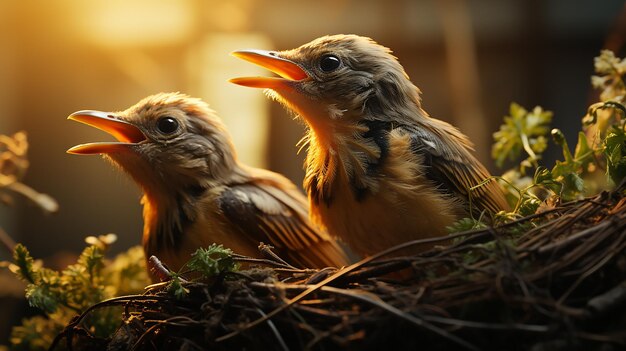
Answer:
[491, 103, 552, 173]
[591, 50, 625, 102]
[186, 244, 238, 275]
[7, 235, 150, 350]
[506, 51, 625, 202]
[452, 50, 626, 233]
[604, 125, 626, 184]
[166, 244, 239, 299]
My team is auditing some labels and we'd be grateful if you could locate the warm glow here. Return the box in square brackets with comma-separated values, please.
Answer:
[187, 33, 274, 168]
[73, 0, 195, 47]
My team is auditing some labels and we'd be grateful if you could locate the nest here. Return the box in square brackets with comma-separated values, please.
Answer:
[52, 184, 626, 351]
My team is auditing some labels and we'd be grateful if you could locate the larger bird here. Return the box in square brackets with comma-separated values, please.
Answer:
[231, 34, 509, 257]
[67, 93, 350, 278]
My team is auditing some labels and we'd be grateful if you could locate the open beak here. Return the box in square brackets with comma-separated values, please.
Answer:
[230, 49, 309, 89]
[67, 110, 146, 155]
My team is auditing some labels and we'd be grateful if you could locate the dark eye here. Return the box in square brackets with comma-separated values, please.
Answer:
[319, 55, 341, 72]
[156, 116, 179, 134]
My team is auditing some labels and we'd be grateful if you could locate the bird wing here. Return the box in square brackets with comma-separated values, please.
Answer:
[218, 169, 350, 268]
[406, 124, 510, 216]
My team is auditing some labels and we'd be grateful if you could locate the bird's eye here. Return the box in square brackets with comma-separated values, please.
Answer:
[156, 116, 179, 134]
[319, 55, 341, 72]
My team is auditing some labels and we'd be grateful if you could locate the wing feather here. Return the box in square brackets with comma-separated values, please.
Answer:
[406, 124, 509, 216]
[218, 173, 350, 268]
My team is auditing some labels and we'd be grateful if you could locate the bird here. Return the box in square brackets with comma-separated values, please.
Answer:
[230, 34, 510, 257]
[67, 92, 351, 279]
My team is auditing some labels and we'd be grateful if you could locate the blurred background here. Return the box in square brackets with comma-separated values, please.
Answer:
[0, 0, 624, 344]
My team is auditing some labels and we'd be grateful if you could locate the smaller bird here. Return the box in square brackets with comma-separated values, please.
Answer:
[67, 93, 350, 279]
[231, 34, 509, 257]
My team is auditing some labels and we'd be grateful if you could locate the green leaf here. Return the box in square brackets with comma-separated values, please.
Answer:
[518, 197, 541, 217]
[447, 217, 488, 234]
[56, 245, 109, 312]
[604, 127, 626, 184]
[167, 275, 189, 299]
[186, 244, 239, 277]
[531, 136, 548, 155]
[573, 132, 594, 169]
[526, 106, 554, 143]
[560, 173, 585, 201]
[550, 159, 585, 200]
[533, 166, 552, 185]
[549, 128, 585, 200]
[8, 240, 150, 350]
[591, 50, 626, 101]
[584, 101, 626, 138]
[25, 284, 60, 314]
[77, 245, 105, 282]
[552, 159, 576, 179]
[533, 166, 560, 194]
[593, 50, 622, 75]
[23, 267, 63, 313]
[545, 131, 593, 200]
[492, 103, 552, 169]
[12, 244, 37, 284]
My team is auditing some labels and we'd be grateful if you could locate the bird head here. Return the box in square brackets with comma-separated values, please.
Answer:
[67, 93, 238, 199]
[231, 34, 424, 143]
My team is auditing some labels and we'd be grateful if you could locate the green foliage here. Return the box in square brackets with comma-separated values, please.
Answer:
[517, 196, 541, 217]
[7, 235, 151, 350]
[450, 50, 626, 234]
[8, 237, 239, 348]
[9, 317, 61, 351]
[24, 274, 62, 314]
[492, 103, 553, 172]
[167, 244, 239, 299]
[591, 50, 626, 102]
[186, 244, 239, 276]
[12, 244, 36, 284]
[447, 217, 488, 234]
[167, 275, 190, 300]
[549, 130, 590, 201]
[604, 126, 626, 184]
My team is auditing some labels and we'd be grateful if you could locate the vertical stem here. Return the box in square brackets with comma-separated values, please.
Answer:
[520, 133, 539, 167]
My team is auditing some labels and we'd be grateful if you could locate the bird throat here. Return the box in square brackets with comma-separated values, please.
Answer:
[141, 187, 199, 258]
[303, 118, 389, 206]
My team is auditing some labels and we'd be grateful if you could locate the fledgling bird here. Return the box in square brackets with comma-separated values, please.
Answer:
[231, 34, 509, 257]
[67, 93, 350, 278]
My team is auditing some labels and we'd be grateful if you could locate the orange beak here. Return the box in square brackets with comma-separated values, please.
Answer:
[67, 110, 146, 155]
[229, 49, 309, 89]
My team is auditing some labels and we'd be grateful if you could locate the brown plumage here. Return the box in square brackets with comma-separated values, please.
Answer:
[67, 93, 350, 279]
[231, 34, 509, 257]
